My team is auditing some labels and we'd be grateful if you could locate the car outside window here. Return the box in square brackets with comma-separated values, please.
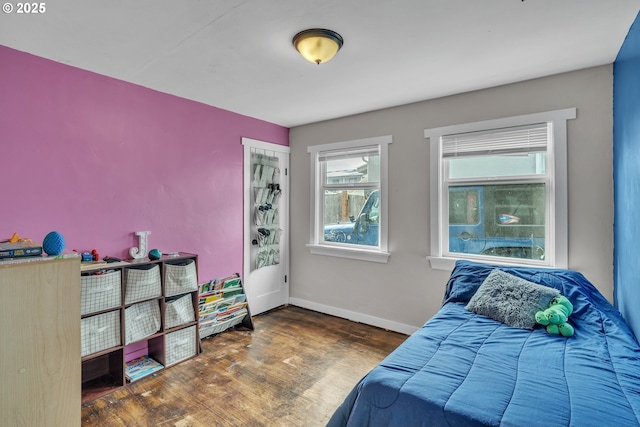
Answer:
[425, 109, 576, 270]
[307, 135, 392, 263]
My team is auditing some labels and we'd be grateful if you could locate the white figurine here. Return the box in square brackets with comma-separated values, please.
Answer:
[129, 231, 151, 259]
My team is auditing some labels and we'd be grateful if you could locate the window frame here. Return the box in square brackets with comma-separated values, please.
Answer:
[425, 108, 576, 271]
[307, 135, 392, 263]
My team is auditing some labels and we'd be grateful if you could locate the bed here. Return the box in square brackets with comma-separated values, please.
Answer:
[327, 260, 640, 427]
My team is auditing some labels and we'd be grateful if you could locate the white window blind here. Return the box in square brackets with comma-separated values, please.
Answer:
[442, 123, 548, 158]
[318, 146, 379, 162]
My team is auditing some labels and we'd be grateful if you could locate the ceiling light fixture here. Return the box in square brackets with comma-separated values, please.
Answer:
[292, 28, 344, 65]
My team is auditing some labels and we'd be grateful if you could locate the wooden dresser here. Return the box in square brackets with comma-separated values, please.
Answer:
[1, 257, 81, 427]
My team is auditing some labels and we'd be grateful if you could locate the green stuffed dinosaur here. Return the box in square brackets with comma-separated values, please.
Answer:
[535, 295, 575, 337]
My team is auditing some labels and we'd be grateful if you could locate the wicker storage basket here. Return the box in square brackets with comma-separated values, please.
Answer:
[164, 326, 197, 366]
[165, 294, 195, 329]
[124, 264, 161, 304]
[81, 270, 122, 315]
[125, 300, 161, 344]
[81, 310, 121, 357]
[164, 260, 198, 297]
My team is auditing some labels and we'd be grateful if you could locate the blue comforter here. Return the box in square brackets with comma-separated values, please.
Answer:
[327, 261, 640, 427]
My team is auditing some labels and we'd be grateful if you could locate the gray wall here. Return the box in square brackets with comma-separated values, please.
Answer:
[289, 65, 614, 333]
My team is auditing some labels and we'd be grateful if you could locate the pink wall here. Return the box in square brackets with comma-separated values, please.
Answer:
[0, 45, 289, 282]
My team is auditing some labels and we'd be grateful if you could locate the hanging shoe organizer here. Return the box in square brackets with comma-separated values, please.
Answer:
[250, 152, 282, 270]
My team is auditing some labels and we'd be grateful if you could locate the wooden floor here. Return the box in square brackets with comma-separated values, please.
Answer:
[81, 306, 407, 427]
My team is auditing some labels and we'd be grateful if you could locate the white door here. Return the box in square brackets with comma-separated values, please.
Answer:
[242, 138, 290, 315]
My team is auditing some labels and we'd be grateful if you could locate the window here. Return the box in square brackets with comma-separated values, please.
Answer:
[425, 109, 576, 270]
[307, 135, 392, 263]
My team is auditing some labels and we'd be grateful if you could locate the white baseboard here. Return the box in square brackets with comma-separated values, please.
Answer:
[288, 297, 419, 335]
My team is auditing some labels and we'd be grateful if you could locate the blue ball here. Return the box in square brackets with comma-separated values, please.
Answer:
[43, 231, 65, 256]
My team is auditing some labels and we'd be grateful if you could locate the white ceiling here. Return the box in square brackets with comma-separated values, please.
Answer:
[1, 1, 639, 127]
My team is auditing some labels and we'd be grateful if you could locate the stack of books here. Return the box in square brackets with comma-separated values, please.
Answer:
[0, 241, 43, 260]
[124, 355, 164, 382]
[198, 274, 249, 339]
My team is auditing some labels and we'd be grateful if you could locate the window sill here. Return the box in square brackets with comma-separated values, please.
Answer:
[426, 256, 457, 271]
[427, 255, 553, 271]
[307, 244, 390, 263]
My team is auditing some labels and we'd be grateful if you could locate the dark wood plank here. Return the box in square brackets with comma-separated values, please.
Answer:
[81, 306, 407, 426]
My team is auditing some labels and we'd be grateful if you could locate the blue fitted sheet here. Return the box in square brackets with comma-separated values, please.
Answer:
[327, 261, 640, 427]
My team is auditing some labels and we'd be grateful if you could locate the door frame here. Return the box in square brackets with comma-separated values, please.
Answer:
[242, 137, 290, 313]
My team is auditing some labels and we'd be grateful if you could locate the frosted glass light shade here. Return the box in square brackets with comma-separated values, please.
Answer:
[293, 29, 343, 65]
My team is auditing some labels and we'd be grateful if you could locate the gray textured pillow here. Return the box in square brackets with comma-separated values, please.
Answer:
[466, 269, 560, 329]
